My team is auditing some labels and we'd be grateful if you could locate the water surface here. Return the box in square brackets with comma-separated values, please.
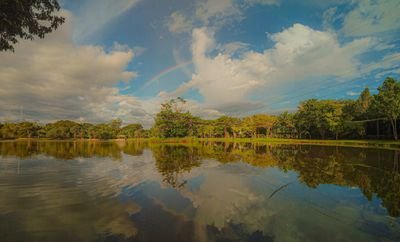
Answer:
[0, 141, 399, 241]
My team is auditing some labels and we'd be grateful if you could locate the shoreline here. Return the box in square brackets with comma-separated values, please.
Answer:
[1, 137, 400, 150]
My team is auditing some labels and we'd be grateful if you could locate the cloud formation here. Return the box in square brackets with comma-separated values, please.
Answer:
[195, 0, 241, 25]
[0, 12, 157, 125]
[167, 24, 373, 113]
[2, 0, 399, 124]
[167, 11, 193, 33]
[72, 0, 141, 41]
[167, 0, 279, 34]
[342, 0, 400, 36]
[244, 0, 279, 6]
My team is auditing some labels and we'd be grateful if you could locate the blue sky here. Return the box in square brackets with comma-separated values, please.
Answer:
[0, 0, 399, 125]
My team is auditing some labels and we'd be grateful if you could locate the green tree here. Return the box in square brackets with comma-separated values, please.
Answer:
[70, 124, 83, 139]
[16, 121, 41, 138]
[325, 101, 346, 140]
[94, 124, 114, 140]
[0, 0, 65, 51]
[274, 112, 296, 138]
[110, 119, 122, 137]
[215, 116, 240, 138]
[120, 123, 143, 138]
[81, 123, 94, 138]
[153, 98, 197, 138]
[371, 77, 400, 140]
[295, 99, 354, 139]
[45, 120, 78, 139]
[295, 99, 330, 139]
[198, 120, 216, 138]
[0, 122, 17, 139]
[340, 101, 365, 138]
[355, 87, 372, 116]
[244, 114, 277, 138]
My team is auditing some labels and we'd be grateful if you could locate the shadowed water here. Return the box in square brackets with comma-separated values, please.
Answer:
[0, 141, 399, 242]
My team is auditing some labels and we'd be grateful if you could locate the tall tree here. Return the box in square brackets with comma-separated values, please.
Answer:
[274, 112, 296, 138]
[0, 0, 65, 51]
[153, 98, 196, 138]
[246, 114, 277, 138]
[371, 77, 400, 140]
[296, 99, 330, 139]
[215, 116, 240, 138]
[325, 101, 346, 140]
[355, 87, 372, 118]
[341, 101, 365, 138]
[110, 118, 122, 136]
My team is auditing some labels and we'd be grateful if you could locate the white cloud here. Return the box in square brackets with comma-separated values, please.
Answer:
[166, 24, 373, 112]
[167, 11, 193, 33]
[342, 0, 400, 36]
[179, 167, 269, 232]
[244, 0, 279, 6]
[194, 0, 279, 26]
[196, 0, 240, 24]
[72, 0, 141, 41]
[183, 100, 225, 119]
[193, 0, 279, 28]
[375, 68, 400, 79]
[266, 24, 372, 79]
[218, 41, 249, 55]
[322, 7, 345, 30]
[167, 0, 279, 35]
[0, 11, 158, 126]
[360, 52, 400, 76]
[0, 12, 225, 126]
[346, 91, 359, 96]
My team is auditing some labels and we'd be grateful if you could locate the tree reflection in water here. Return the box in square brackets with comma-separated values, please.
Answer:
[151, 144, 201, 188]
[150, 142, 400, 217]
[0, 141, 399, 217]
[0, 140, 399, 241]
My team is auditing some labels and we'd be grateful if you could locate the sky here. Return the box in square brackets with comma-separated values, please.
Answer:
[0, 0, 399, 127]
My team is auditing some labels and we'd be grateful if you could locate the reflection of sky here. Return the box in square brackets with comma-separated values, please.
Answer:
[1, 145, 400, 241]
[119, 158, 400, 241]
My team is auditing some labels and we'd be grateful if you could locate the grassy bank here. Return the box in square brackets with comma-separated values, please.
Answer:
[130, 137, 400, 150]
[2, 137, 400, 149]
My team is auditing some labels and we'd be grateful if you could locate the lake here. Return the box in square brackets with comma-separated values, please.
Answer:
[0, 141, 399, 242]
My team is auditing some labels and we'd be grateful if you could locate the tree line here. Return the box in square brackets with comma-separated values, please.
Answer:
[151, 77, 400, 140]
[1, 77, 399, 140]
[0, 119, 145, 140]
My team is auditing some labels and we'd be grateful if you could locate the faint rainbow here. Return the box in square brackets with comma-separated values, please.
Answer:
[139, 61, 193, 90]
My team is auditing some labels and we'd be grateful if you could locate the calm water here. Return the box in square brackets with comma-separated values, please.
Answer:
[0, 141, 399, 242]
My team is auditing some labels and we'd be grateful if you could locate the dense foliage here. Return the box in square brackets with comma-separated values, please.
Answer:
[150, 77, 400, 140]
[152, 97, 199, 138]
[0, 119, 144, 140]
[1, 77, 399, 140]
[0, 0, 65, 51]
